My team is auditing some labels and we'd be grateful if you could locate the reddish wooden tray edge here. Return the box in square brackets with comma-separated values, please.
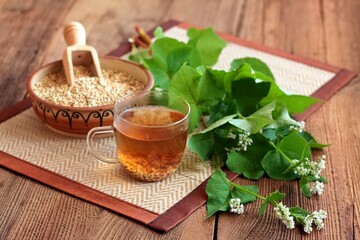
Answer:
[0, 150, 159, 225]
[295, 69, 357, 120]
[0, 19, 357, 233]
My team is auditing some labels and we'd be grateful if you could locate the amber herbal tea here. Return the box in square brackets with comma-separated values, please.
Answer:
[87, 91, 190, 182]
[114, 105, 188, 181]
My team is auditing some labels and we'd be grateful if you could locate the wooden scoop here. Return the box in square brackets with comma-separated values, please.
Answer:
[62, 22, 103, 86]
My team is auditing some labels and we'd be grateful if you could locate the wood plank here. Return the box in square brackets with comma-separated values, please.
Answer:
[44, 0, 247, 64]
[321, 0, 360, 238]
[0, 0, 74, 111]
[163, 0, 245, 35]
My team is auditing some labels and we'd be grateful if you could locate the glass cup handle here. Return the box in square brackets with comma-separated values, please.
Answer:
[86, 126, 118, 164]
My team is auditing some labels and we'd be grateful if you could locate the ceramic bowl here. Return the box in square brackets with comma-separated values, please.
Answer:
[26, 56, 154, 137]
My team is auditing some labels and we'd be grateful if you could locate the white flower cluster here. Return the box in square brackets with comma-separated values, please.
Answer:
[310, 181, 325, 195]
[229, 198, 245, 214]
[274, 202, 295, 229]
[303, 210, 327, 233]
[227, 131, 253, 151]
[292, 158, 310, 176]
[289, 121, 305, 132]
[292, 155, 326, 178]
[310, 155, 326, 178]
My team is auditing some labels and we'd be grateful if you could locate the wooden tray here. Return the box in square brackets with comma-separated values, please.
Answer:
[0, 20, 356, 232]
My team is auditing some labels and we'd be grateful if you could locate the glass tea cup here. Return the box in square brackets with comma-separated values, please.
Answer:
[86, 91, 190, 182]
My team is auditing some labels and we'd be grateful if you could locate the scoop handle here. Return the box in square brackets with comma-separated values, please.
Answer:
[63, 22, 86, 46]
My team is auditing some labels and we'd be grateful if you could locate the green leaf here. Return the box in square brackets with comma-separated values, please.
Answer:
[289, 206, 310, 223]
[168, 65, 202, 131]
[271, 105, 300, 128]
[169, 65, 225, 132]
[187, 28, 227, 67]
[262, 128, 277, 142]
[227, 151, 264, 180]
[259, 190, 286, 215]
[260, 79, 318, 114]
[231, 78, 271, 116]
[299, 131, 329, 149]
[231, 185, 258, 204]
[136, 27, 226, 90]
[128, 48, 150, 68]
[188, 131, 215, 161]
[229, 101, 275, 134]
[153, 26, 165, 39]
[208, 95, 237, 124]
[300, 176, 311, 197]
[198, 69, 226, 106]
[207, 68, 239, 93]
[200, 114, 237, 134]
[226, 134, 271, 179]
[205, 169, 232, 217]
[231, 57, 275, 80]
[143, 38, 192, 89]
[307, 175, 328, 183]
[278, 132, 311, 160]
[232, 63, 255, 81]
[261, 150, 298, 180]
[148, 67, 171, 89]
[262, 133, 312, 180]
[284, 95, 319, 113]
[267, 93, 318, 114]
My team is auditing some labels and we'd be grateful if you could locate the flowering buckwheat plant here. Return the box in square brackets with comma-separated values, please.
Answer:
[295, 209, 328, 234]
[206, 169, 328, 234]
[130, 26, 330, 235]
[267, 138, 328, 197]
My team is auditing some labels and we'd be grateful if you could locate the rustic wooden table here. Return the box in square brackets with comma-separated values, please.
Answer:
[0, 0, 359, 239]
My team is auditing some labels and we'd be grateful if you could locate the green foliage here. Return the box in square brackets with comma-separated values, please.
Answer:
[231, 77, 271, 116]
[130, 27, 226, 90]
[188, 131, 215, 161]
[300, 176, 311, 197]
[229, 102, 275, 134]
[261, 150, 298, 180]
[205, 169, 258, 217]
[231, 57, 275, 79]
[168, 65, 226, 132]
[129, 26, 328, 219]
[205, 169, 232, 217]
[186, 28, 227, 67]
[261, 133, 311, 180]
[259, 190, 286, 215]
[226, 134, 271, 180]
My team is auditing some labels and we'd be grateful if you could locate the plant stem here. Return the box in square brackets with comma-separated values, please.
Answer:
[268, 141, 293, 164]
[229, 181, 266, 200]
